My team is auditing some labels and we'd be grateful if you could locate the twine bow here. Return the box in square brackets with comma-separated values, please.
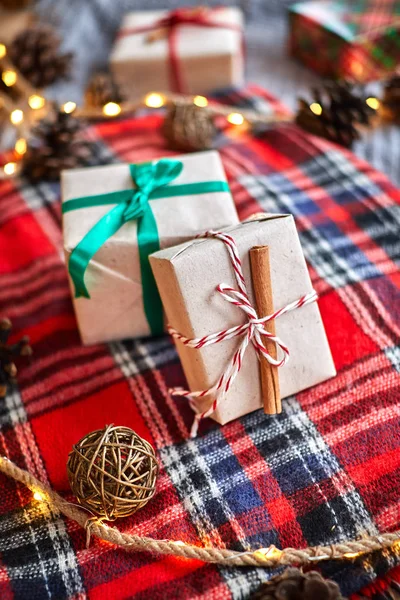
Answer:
[62, 160, 230, 335]
[169, 231, 318, 437]
[118, 7, 243, 93]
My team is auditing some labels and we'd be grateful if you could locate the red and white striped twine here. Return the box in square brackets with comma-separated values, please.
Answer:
[168, 231, 318, 437]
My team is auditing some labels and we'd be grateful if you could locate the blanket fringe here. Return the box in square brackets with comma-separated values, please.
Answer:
[1, 456, 399, 568]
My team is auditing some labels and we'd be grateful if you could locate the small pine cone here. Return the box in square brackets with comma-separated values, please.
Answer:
[23, 142, 92, 182]
[85, 72, 124, 109]
[9, 24, 73, 88]
[381, 73, 400, 124]
[296, 80, 376, 147]
[23, 105, 92, 182]
[0, 317, 32, 398]
[162, 102, 216, 152]
[250, 568, 346, 600]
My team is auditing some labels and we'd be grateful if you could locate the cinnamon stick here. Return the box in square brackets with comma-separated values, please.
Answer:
[249, 245, 281, 414]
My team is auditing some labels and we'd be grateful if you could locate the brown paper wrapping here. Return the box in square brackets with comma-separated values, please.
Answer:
[150, 215, 336, 425]
[62, 150, 239, 345]
[110, 8, 244, 99]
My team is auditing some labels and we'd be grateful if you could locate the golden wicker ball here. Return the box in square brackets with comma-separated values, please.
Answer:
[67, 425, 158, 520]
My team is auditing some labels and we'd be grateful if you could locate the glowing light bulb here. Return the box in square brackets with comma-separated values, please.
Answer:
[28, 94, 45, 110]
[2, 70, 17, 87]
[366, 97, 380, 110]
[352, 62, 363, 76]
[102, 102, 121, 117]
[343, 552, 360, 559]
[33, 490, 45, 501]
[227, 112, 244, 126]
[0, 44, 6, 59]
[193, 95, 208, 108]
[144, 93, 165, 108]
[3, 162, 17, 175]
[310, 102, 323, 116]
[10, 109, 23, 125]
[253, 546, 282, 562]
[15, 138, 27, 155]
[62, 101, 77, 114]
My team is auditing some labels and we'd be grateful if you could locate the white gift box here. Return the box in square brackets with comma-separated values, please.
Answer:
[150, 215, 336, 427]
[110, 7, 244, 99]
[62, 151, 239, 345]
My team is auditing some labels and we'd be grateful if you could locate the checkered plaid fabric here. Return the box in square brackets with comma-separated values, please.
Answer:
[0, 85, 399, 600]
[341, 0, 400, 36]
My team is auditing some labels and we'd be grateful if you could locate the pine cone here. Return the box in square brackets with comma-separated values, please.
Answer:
[250, 568, 346, 600]
[0, 318, 32, 398]
[381, 73, 400, 124]
[162, 102, 216, 152]
[85, 72, 124, 109]
[23, 105, 92, 182]
[9, 24, 73, 88]
[296, 80, 376, 147]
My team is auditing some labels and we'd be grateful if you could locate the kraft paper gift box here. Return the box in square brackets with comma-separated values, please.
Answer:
[150, 215, 336, 428]
[110, 7, 244, 99]
[62, 150, 239, 345]
[289, 0, 400, 82]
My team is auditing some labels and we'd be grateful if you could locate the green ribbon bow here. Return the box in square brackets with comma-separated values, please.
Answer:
[62, 158, 230, 336]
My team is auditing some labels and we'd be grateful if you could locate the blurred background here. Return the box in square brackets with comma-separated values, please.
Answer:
[0, 0, 399, 184]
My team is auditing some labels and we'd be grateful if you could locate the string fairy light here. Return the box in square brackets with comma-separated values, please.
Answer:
[144, 92, 165, 108]
[0, 455, 399, 568]
[102, 101, 121, 117]
[10, 109, 24, 125]
[226, 112, 245, 125]
[33, 490, 46, 502]
[28, 94, 46, 110]
[253, 546, 283, 563]
[14, 138, 27, 155]
[193, 95, 208, 108]
[0, 32, 391, 182]
[62, 101, 77, 114]
[309, 102, 323, 116]
[2, 70, 17, 87]
[0, 40, 48, 179]
[343, 552, 362, 559]
[366, 96, 380, 110]
[3, 162, 17, 176]
[73, 91, 291, 125]
[351, 61, 364, 77]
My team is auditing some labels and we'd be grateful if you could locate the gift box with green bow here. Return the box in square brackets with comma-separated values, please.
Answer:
[62, 150, 239, 345]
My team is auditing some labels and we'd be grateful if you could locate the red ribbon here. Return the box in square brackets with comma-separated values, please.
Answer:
[117, 7, 244, 93]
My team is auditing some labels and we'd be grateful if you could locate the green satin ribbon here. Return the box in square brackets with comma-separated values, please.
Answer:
[62, 158, 230, 336]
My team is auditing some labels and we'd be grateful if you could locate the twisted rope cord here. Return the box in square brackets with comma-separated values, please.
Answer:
[1, 456, 399, 567]
[168, 230, 318, 437]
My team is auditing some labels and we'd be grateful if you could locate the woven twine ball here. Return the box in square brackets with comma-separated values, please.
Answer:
[67, 425, 158, 520]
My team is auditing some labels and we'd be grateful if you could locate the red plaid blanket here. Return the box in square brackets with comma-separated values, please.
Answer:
[0, 85, 399, 599]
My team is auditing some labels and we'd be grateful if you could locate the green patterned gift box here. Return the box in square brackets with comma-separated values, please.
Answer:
[289, 0, 400, 81]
